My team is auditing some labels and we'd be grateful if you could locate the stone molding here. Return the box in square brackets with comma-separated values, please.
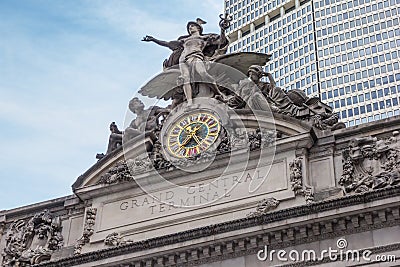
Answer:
[34, 185, 400, 267]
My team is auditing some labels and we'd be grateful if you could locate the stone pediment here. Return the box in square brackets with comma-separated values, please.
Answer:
[72, 111, 315, 191]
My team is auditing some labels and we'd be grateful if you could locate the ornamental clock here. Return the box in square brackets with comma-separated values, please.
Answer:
[164, 111, 221, 158]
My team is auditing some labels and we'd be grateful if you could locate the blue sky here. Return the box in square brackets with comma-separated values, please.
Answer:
[0, 0, 223, 210]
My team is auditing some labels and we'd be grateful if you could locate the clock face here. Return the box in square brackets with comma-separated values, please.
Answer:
[166, 112, 221, 158]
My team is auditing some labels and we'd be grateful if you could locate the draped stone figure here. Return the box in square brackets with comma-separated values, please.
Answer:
[229, 65, 345, 130]
[228, 65, 301, 115]
[142, 15, 232, 104]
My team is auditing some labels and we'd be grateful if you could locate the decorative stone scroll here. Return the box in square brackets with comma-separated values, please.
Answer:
[2, 210, 63, 266]
[289, 157, 315, 204]
[339, 131, 400, 194]
[74, 208, 97, 255]
[247, 197, 280, 217]
[104, 232, 133, 247]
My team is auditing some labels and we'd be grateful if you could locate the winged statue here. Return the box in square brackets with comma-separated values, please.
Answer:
[141, 14, 272, 106]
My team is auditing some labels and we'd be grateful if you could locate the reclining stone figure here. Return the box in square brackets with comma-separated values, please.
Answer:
[229, 65, 345, 130]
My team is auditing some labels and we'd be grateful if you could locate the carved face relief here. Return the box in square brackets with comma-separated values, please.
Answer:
[128, 98, 145, 114]
[248, 71, 260, 83]
[188, 24, 201, 35]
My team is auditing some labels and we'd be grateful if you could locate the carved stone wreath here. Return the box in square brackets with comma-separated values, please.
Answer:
[339, 131, 400, 194]
[2, 210, 63, 267]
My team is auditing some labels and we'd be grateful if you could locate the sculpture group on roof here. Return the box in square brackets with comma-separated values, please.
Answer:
[100, 14, 345, 158]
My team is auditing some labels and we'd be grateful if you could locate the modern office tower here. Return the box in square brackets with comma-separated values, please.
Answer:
[225, 0, 400, 126]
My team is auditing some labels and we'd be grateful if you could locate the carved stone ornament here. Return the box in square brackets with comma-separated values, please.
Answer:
[248, 128, 277, 151]
[1, 210, 63, 267]
[339, 131, 400, 194]
[289, 157, 315, 204]
[98, 128, 280, 186]
[97, 161, 135, 185]
[104, 232, 133, 247]
[74, 208, 97, 255]
[247, 197, 280, 217]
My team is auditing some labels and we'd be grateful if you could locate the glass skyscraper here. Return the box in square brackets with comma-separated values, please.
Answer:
[225, 0, 400, 126]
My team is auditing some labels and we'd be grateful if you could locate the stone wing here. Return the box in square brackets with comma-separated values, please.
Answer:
[213, 52, 272, 75]
[208, 52, 272, 90]
[138, 68, 181, 100]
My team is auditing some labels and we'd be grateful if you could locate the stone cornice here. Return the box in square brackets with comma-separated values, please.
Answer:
[333, 115, 400, 141]
[0, 195, 73, 222]
[34, 185, 400, 267]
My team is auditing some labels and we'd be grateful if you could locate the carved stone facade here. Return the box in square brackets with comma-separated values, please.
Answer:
[97, 161, 134, 185]
[340, 131, 400, 194]
[1, 114, 400, 267]
[1, 210, 63, 266]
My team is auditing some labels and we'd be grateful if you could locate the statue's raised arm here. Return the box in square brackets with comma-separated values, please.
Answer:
[218, 13, 232, 45]
[142, 35, 183, 69]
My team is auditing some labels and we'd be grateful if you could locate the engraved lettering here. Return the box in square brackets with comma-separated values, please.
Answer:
[120, 202, 128, 210]
[131, 199, 139, 208]
[187, 186, 196, 194]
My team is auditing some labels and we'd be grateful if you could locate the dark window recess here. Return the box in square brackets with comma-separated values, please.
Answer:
[243, 30, 251, 37]
[300, 0, 311, 5]
[270, 14, 281, 22]
[286, 5, 296, 13]
[255, 22, 265, 31]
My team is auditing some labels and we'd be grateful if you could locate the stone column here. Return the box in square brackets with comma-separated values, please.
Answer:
[295, 0, 300, 8]
[238, 29, 242, 39]
[280, 6, 285, 17]
[250, 22, 255, 32]
[265, 15, 270, 24]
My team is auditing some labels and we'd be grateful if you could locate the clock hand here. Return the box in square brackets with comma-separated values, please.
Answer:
[192, 134, 202, 145]
[191, 124, 203, 135]
[183, 127, 192, 134]
[180, 134, 192, 147]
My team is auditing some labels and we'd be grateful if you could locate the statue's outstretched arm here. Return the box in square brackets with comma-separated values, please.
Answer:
[142, 35, 181, 51]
